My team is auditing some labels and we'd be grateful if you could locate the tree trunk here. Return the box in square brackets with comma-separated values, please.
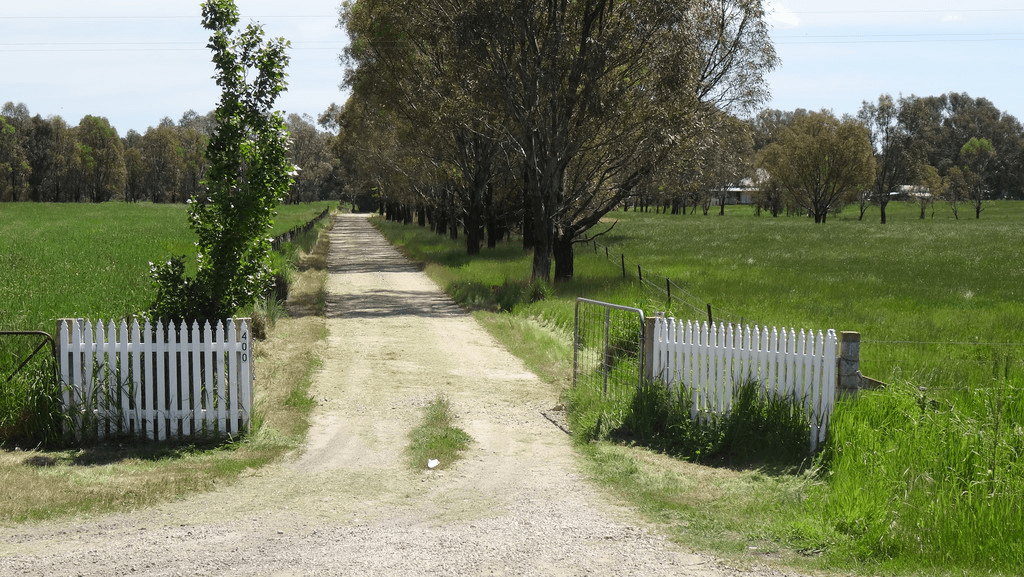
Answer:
[521, 186, 534, 250]
[529, 201, 552, 282]
[433, 207, 447, 236]
[553, 233, 574, 281]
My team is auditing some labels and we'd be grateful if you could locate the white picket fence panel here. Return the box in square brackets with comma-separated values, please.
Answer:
[57, 318, 253, 441]
[651, 317, 837, 452]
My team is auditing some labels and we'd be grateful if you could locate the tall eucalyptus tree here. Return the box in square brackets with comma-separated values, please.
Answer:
[340, 0, 777, 280]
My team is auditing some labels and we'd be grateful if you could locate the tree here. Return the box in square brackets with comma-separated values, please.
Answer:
[123, 144, 147, 203]
[75, 115, 126, 202]
[706, 115, 755, 216]
[756, 110, 876, 223]
[177, 122, 210, 202]
[0, 116, 30, 201]
[960, 136, 996, 219]
[945, 166, 967, 220]
[341, 0, 511, 254]
[140, 125, 185, 203]
[339, 0, 777, 281]
[915, 163, 943, 219]
[150, 0, 294, 321]
[858, 94, 916, 224]
[285, 113, 337, 203]
[899, 93, 1024, 200]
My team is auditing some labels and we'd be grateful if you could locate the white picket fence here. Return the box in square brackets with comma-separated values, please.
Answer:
[650, 318, 837, 452]
[57, 318, 253, 441]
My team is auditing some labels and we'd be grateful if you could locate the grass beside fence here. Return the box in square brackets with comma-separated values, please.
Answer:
[0, 215, 332, 522]
[373, 204, 1024, 577]
[813, 377, 1024, 574]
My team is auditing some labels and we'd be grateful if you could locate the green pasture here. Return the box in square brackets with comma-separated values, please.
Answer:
[595, 200, 1024, 388]
[381, 200, 1024, 389]
[0, 201, 334, 333]
[374, 199, 1024, 576]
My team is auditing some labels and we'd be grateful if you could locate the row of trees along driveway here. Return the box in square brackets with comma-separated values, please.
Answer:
[337, 0, 778, 282]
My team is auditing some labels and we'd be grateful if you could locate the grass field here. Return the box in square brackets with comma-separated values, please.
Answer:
[0, 209, 333, 521]
[592, 201, 1024, 389]
[0, 201, 335, 333]
[374, 199, 1024, 576]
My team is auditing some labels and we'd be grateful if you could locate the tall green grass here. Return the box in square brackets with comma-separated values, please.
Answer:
[0, 363, 65, 448]
[0, 201, 335, 333]
[816, 376, 1024, 573]
[566, 375, 813, 469]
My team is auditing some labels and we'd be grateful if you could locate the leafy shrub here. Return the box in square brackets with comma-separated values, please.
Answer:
[150, 0, 294, 323]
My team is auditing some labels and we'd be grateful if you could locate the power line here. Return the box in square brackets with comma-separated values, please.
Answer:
[776, 32, 1024, 39]
[776, 37, 1024, 45]
[0, 40, 342, 53]
[795, 9, 1024, 14]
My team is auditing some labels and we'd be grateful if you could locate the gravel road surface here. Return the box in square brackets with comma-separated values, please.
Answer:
[0, 213, 806, 577]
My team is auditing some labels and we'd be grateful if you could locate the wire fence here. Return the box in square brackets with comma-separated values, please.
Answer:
[861, 339, 1024, 389]
[583, 239, 756, 328]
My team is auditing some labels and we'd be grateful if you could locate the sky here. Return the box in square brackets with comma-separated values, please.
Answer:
[765, 0, 1024, 119]
[3, 1, 1024, 137]
[2, 1, 347, 134]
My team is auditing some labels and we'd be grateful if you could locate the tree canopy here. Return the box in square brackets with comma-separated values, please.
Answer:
[340, 0, 778, 281]
[149, 0, 296, 322]
[756, 110, 876, 223]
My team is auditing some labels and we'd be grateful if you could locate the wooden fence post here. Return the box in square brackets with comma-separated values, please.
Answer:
[838, 331, 861, 396]
[643, 314, 663, 383]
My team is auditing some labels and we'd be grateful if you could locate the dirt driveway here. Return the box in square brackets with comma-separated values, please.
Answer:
[0, 214, 799, 576]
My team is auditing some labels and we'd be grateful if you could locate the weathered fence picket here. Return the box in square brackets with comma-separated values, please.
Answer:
[57, 318, 253, 442]
[650, 317, 837, 452]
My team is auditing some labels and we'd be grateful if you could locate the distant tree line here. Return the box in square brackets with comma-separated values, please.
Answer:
[625, 92, 1024, 222]
[0, 102, 344, 204]
[749, 92, 1024, 223]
